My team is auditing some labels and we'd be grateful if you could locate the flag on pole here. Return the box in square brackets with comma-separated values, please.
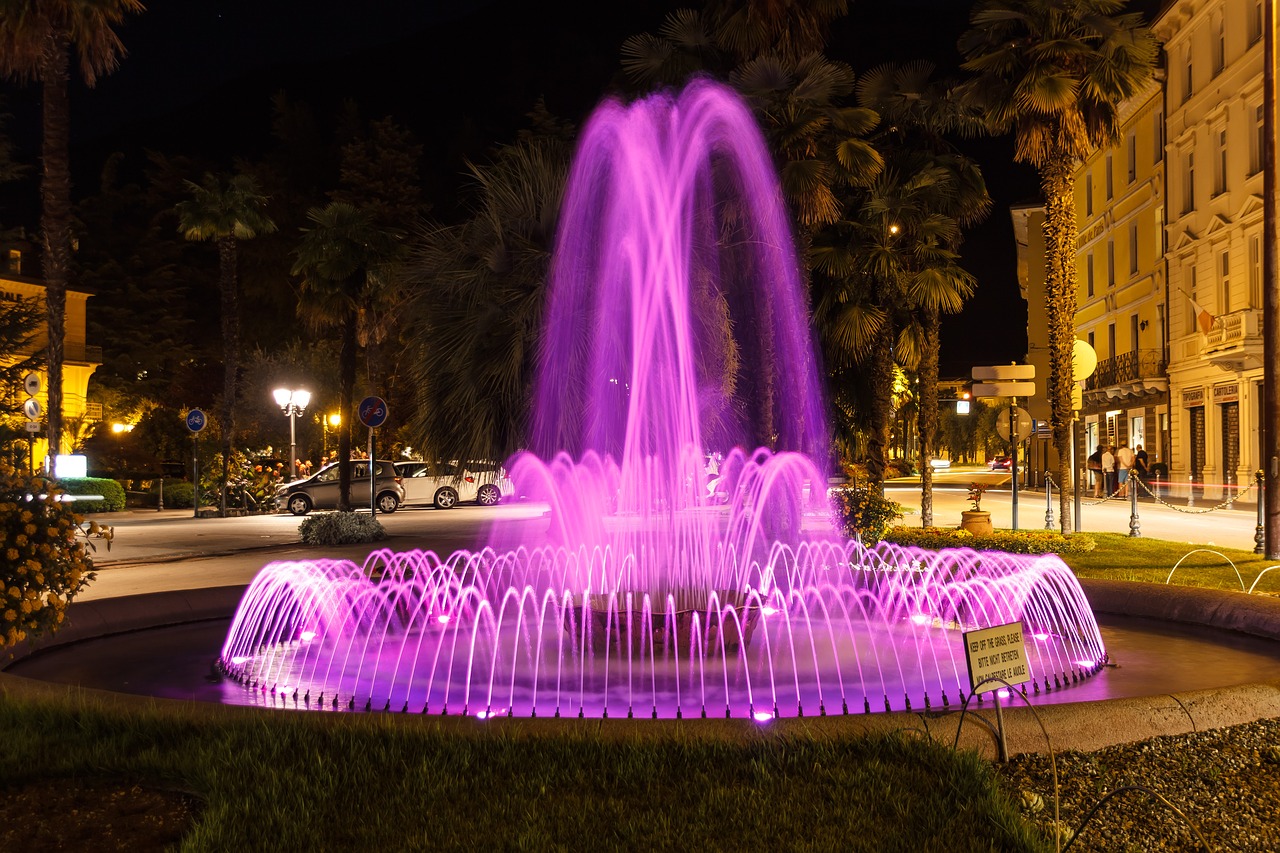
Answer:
[1181, 289, 1216, 335]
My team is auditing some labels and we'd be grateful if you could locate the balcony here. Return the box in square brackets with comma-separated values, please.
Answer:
[1083, 348, 1168, 402]
[1202, 308, 1262, 370]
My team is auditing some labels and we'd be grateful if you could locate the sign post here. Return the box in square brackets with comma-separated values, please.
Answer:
[186, 409, 207, 518]
[963, 621, 1031, 762]
[358, 396, 389, 515]
[971, 365, 1037, 531]
[22, 373, 40, 474]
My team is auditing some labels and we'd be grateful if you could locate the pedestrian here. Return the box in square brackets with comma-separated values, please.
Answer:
[1116, 440, 1135, 498]
[1101, 444, 1116, 497]
[1087, 446, 1103, 497]
[1134, 444, 1150, 482]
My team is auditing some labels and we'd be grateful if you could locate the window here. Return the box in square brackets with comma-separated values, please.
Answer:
[1219, 249, 1231, 314]
[1085, 173, 1093, 215]
[1213, 16, 1225, 76]
[1107, 239, 1115, 286]
[1250, 233, 1262, 307]
[1129, 222, 1139, 274]
[1126, 132, 1137, 183]
[1105, 153, 1114, 199]
[1108, 323, 1116, 358]
[1154, 111, 1164, 164]
[1187, 264, 1199, 331]
[1183, 49, 1193, 102]
[1087, 253, 1095, 298]
[1251, 103, 1264, 174]
[1183, 150, 1195, 213]
[1214, 128, 1227, 195]
[1131, 314, 1140, 353]
[1252, 0, 1264, 44]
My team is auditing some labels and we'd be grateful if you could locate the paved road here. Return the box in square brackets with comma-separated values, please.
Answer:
[78, 474, 1268, 604]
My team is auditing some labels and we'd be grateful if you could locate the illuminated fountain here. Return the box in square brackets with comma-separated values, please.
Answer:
[219, 79, 1104, 718]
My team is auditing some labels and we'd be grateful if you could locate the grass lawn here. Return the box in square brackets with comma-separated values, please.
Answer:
[1060, 532, 1280, 593]
[0, 694, 1047, 852]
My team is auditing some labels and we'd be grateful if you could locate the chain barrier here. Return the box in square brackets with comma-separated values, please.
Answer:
[1133, 475, 1257, 514]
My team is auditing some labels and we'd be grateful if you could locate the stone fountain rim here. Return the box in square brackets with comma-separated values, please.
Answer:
[3, 577, 1280, 759]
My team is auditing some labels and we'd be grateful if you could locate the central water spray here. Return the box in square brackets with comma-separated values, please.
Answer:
[220, 80, 1105, 719]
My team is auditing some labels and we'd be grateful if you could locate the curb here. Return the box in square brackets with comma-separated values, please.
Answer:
[5, 579, 1280, 758]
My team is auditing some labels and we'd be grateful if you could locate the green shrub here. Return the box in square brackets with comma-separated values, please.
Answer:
[882, 526, 1097, 555]
[0, 463, 101, 647]
[885, 458, 916, 478]
[299, 511, 387, 546]
[830, 487, 904, 545]
[55, 477, 126, 513]
[157, 481, 195, 509]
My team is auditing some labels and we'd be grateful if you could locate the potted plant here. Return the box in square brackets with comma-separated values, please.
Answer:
[960, 482, 993, 535]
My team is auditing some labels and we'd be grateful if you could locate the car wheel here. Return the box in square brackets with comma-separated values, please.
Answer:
[476, 484, 501, 506]
[287, 494, 312, 516]
[434, 487, 459, 509]
[377, 492, 400, 514]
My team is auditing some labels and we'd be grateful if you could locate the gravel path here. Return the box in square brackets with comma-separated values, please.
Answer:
[994, 717, 1280, 851]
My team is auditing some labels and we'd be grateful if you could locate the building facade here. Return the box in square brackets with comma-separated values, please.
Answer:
[1072, 78, 1171, 473]
[1154, 0, 1268, 489]
[1, 258, 101, 462]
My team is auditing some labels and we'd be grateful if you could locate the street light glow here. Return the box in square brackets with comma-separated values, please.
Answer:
[274, 387, 311, 481]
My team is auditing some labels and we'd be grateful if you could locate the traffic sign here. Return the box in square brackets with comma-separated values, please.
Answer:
[23, 372, 40, 396]
[23, 398, 40, 419]
[971, 381, 1036, 398]
[996, 407, 1033, 442]
[972, 364, 1035, 381]
[24, 422, 39, 433]
[358, 396, 389, 429]
[186, 409, 207, 433]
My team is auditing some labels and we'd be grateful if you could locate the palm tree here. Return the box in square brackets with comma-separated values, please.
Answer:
[292, 202, 400, 511]
[959, 0, 1157, 531]
[176, 173, 276, 516]
[401, 137, 569, 466]
[853, 60, 990, 521]
[0, 0, 143, 461]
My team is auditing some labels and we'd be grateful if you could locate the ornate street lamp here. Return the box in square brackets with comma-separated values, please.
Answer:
[273, 388, 311, 482]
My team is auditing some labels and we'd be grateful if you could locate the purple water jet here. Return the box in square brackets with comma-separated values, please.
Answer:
[220, 80, 1105, 718]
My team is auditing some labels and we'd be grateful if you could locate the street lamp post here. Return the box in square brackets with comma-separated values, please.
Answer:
[1266, 0, 1279, 558]
[273, 388, 311, 482]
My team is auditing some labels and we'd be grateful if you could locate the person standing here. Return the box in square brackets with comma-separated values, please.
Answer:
[1134, 444, 1150, 482]
[1116, 440, 1135, 498]
[1087, 446, 1104, 497]
[1101, 444, 1116, 497]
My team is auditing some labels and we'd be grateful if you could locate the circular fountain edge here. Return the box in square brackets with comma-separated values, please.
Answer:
[4, 580, 1280, 759]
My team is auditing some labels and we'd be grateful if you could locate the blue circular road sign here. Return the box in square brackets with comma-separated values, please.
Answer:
[186, 409, 207, 433]
[358, 396, 389, 428]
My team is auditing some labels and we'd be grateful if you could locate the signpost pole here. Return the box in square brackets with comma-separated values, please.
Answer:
[368, 427, 376, 516]
[193, 434, 200, 519]
[993, 693, 1009, 762]
[357, 396, 389, 516]
[1010, 400, 1019, 530]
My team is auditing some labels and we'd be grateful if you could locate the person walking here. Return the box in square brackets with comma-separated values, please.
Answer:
[1087, 446, 1104, 497]
[1116, 440, 1135, 498]
[1134, 444, 1149, 482]
[1101, 444, 1116, 497]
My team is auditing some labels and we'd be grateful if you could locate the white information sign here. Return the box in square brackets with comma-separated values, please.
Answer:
[963, 622, 1030, 693]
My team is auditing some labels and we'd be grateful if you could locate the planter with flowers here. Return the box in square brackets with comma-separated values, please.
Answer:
[960, 482, 993, 535]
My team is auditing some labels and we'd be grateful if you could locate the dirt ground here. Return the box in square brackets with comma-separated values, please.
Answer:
[0, 779, 198, 852]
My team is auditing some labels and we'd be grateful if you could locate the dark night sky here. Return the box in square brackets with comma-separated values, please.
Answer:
[0, 0, 1168, 375]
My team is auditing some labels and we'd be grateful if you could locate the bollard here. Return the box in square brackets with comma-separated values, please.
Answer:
[1128, 481, 1141, 537]
[1256, 470, 1266, 555]
[1044, 475, 1054, 530]
[1187, 473, 1195, 509]
[158, 476, 164, 512]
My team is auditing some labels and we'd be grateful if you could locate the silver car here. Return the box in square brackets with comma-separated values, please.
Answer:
[395, 460, 514, 509]
[276, 459, 405, 516]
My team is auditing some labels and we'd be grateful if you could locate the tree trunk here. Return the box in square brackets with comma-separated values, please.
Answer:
[865, 317, 894, 491]
[337, 314, 357, 512]
[918, 306, 941, 527]
[1041, 158, 1078, 532]
[39, 34, 71, 466]
[217, 237, 239, 517]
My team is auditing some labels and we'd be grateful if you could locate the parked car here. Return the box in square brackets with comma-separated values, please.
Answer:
[275, 459, 404, 516]
[395, 460, 514, 509]
[988, 455, 1012, 471]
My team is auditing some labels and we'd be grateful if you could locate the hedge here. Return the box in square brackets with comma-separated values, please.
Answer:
[55, 477, 126, 513]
